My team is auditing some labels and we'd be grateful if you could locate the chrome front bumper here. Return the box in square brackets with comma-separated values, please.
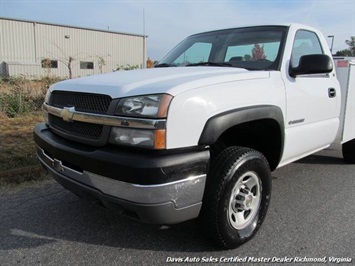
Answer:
[37, 146, 207, 224]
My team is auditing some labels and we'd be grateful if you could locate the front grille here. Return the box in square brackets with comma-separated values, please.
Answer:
[47, 91, 112, 143]
[49, 91, 112, 114]
[49, 114, 103, 140]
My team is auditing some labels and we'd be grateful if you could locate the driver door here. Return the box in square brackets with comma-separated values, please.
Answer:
[282, 30, 340, 164]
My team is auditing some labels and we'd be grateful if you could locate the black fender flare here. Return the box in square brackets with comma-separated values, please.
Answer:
[198, 105, 285, 166]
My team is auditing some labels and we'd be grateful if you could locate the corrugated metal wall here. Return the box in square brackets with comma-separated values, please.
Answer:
[0, 18, 146, 79]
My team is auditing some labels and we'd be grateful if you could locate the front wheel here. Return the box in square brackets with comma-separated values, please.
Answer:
[199, 146, 271, 249]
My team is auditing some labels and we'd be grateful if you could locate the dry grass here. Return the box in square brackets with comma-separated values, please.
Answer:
[0, 112, 49, 185]
[0, 80, 44, 95]
[0, 77, 63, 185]
[0, 76, 59, 95]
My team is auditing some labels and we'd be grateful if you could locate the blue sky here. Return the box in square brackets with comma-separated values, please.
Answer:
[1, 0, 354, 60]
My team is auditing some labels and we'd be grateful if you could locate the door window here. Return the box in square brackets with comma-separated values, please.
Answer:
[291, 30, 323, 67]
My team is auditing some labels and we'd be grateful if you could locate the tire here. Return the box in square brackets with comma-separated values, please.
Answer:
[199, 146, 271, 249]
[342, 138, 355, 163]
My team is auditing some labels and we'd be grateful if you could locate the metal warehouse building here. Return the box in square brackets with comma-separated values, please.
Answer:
[0, 17, 146, 79]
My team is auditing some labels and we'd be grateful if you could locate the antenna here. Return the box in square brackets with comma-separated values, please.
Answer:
[143, 8, 145, 36]
[143, 8, 146, 68]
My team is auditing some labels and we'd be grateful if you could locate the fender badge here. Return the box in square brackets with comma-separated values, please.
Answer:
[288, 118, 305, 125]
[61, 107, 75, 122]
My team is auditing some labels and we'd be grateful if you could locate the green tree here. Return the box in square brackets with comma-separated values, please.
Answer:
[335, 36, 355, 56]
[345, 36, 355, 55]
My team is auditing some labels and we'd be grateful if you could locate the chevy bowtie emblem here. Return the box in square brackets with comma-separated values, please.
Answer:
[61, 107, 75, 122]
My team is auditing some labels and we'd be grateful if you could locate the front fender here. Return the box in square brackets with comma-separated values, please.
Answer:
[198, 105, 284, 146]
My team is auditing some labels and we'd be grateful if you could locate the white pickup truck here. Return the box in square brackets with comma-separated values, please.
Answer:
[34, 23, 355, 249]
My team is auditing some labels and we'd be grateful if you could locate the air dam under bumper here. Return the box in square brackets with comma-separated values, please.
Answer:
[34, 123, 209, 224]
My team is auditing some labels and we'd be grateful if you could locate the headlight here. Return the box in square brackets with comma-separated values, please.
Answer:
[110, 93, 172, 149]
[44, 88, 52, 104]
[115, 94, 172, 118]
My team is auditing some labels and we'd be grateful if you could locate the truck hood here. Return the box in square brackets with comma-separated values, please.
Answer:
[51, 67, 269, 98]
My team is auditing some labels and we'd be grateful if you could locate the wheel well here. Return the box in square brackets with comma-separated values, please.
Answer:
[212, 119, 282, 170]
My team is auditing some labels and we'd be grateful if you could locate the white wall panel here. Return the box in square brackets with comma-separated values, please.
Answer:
[0, 18, 145, 79]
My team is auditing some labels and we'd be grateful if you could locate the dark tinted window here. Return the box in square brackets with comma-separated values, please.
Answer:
[80, 61, 94, 69]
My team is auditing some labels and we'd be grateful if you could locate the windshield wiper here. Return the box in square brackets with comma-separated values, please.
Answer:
[186, 61, 232, 67]
[154, 63, 176, 68]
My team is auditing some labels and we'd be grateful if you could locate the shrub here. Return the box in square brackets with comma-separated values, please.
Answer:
[0, 76, 61, 117]
[114, 64, 140, 71]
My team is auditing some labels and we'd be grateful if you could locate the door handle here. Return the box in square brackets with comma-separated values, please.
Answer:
[328, 88, 336, 98]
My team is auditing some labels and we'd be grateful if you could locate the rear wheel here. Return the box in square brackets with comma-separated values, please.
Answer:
[199, 146, 271, 249]
[342, 138, 355, 163]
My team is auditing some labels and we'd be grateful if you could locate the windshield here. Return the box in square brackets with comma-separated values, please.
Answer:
[157, 26, 288, 70]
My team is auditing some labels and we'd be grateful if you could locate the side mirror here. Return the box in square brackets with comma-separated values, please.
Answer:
[289, 54, 333, 77]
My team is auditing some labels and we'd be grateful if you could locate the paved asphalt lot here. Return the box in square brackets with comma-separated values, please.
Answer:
[0, 145, 354, 265]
